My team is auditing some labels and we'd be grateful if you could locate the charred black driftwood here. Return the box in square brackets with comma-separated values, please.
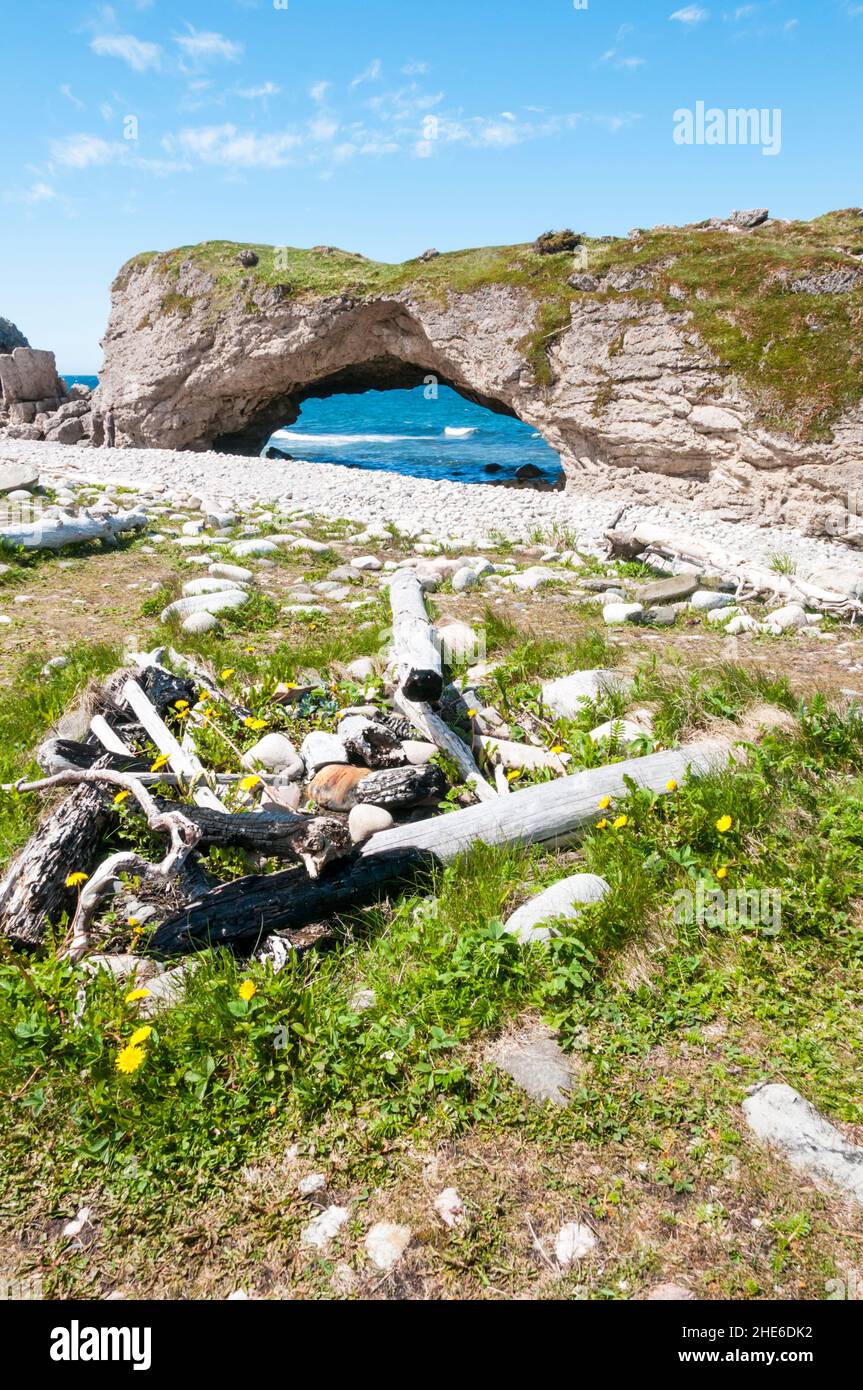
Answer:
[0, 785, 116, 948]
[150, 847, 437, 955]
[154, 802, 351, 875]
[37, 738, 150, 776]
[352, 764, 447, 809]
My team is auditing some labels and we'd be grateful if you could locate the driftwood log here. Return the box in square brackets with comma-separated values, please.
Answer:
[388, 569, 443, 702]
[2, 768, 201, 960]
[362, 740, 731, 863]
[0, 784, 115, 949]
[394, 690, 498, 802]
[154, 803, 351, 877]
[352, 763, 447, 810]
[0, 507, 148, 553]
[122, 677, 227, 813]
[605, 523, 863, 620]
[150, 848, 434, 955]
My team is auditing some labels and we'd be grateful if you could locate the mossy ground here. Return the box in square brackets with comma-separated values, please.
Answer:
[1, 503, 863, 1300]
[118, 208, 863, 438]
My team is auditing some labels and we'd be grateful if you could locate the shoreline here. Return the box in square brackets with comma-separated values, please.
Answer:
[2, 436, 861, 579]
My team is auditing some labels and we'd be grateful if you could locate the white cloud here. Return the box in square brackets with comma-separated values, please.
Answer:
[4, 181, 57, 205]
[174, 27, 243, 63]
[60, 85, 84, 109]
[598, 49, 646, 70]
[351, 59, 382, 87]
[309, 117, 339, 142]
[163, 124, 303, 168]
[51, 133, 126, 168]
[90, 33, 162, 72]
[309, 81, 331, 103]
[402, 60, 428, 75]
[669, 6, 710, 23]
[236, 82, 281, 98]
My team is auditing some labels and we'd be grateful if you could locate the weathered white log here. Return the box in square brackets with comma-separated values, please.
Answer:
[607, 523, 863, 620]
[90, 714, 133, 756]
[388, 569, 443, 702]
[8, 767, 201, 961]
[494, 765, 511, 796]
[0, 507, 147, 552]
[362, 739, 730, 862]
[393, 690, 498, 803]
[475, 735, 570, 774]
[122, 677, 226, 812]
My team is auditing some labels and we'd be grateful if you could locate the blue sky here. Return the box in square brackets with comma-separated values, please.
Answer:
[2, 0, 861, 370]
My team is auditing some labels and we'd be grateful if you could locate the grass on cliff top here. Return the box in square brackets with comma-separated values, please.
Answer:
[118, 209, 863, 441]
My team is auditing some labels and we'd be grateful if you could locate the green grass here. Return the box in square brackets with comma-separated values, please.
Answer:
[0, 643, 121, 865]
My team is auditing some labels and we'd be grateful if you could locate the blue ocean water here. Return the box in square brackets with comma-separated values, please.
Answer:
[268, 386, 563, 486]
[61, 379, 563, 484]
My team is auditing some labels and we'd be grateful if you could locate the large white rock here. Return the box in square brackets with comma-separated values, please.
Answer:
[348, 803, 395, 843]
[161, 589, 249, 623]
[233, 538, 278, 558]
[541, 669, 628, 719]
[209, 562, 253, 583]
[436, 621, 481, 664]
[182, 577, 246, 598]
[690, 589, 736, 612]
[351, 554, 383, 571]
[505, 874, 610, 944]
[603, 601, 644, 625]
[764, 602, 808, 633]
[589, 718, 650, 749]
[241, 733, 304, 778]
[181, 611, 220, 635]
[743, 1083, 863, 1205]
[300, 730, 348, 771]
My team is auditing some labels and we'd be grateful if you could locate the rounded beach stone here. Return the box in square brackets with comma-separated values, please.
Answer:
[348, 803, 395, 843]
[181, 611, 220, 634]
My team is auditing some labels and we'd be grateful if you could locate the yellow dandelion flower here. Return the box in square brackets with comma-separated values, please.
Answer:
[244, 646, 256, 654]
[550, 745, 565, 755]
[150, 754, 170, 772]
[598, 795, 612, 810]
[613, 815, 629, 830]
[466, 708, 478, 719]
[665, 779, 678, 793]
[128, 916, 140, 928]
[716, 866, 729, 880]
[174, 699, 189, 711]
[506, 768, 522, 782]
[244, 717, 268, 731]
[125, 988, 150, 1003]
[220, 668, 236, 681]
[175, 709, 190, 720]
[65, 872, 88, 888]
[597, 818, 609, 830]
[129, 1025, 152, 1046]
[115, 1044, 146, 1075]
[716, 815, 733, 834]
[238, 980, 256, 1002]
[239, 775, 262, 791]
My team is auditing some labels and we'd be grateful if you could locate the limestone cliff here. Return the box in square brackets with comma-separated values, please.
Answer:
[96, 211, 863, 534]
